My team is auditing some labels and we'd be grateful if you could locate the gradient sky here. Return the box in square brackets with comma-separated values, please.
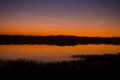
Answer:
[0, 0, 120, 37]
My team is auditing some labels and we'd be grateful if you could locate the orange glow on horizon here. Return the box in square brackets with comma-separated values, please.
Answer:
[0, 17, 120, 37]
[0, 26, 120, 37]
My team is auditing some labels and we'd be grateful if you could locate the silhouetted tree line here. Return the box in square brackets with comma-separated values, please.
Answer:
[0, 35, 120, 45]
[0, 52, 120, 79]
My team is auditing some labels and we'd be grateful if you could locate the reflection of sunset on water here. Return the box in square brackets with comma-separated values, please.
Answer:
[0, 45, 120, 62]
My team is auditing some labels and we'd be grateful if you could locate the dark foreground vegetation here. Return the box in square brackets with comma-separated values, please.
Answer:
[0, 52, 120, 79]
[0, 35, 120, 46]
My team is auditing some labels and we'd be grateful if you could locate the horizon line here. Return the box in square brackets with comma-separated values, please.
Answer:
[0, 34, 120, 38]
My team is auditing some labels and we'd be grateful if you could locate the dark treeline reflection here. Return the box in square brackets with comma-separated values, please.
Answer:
[0, 35, 120, 46]
[0, 52, 120, 79]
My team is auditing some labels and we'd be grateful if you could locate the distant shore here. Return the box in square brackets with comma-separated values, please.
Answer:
[0, 35, 120, 45]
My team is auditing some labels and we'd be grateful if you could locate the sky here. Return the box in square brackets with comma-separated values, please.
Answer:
[0, 0, 120, 37]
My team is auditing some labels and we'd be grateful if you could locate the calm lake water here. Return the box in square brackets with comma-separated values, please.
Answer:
[0, 45, 120, 62]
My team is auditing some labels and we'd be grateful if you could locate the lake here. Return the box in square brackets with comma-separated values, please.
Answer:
[0, 44, 120, 62]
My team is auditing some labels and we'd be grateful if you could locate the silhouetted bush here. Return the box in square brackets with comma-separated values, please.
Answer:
[0, 52, 120, 79]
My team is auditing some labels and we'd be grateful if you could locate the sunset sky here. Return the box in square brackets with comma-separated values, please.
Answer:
[0, 0, 120, 37]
